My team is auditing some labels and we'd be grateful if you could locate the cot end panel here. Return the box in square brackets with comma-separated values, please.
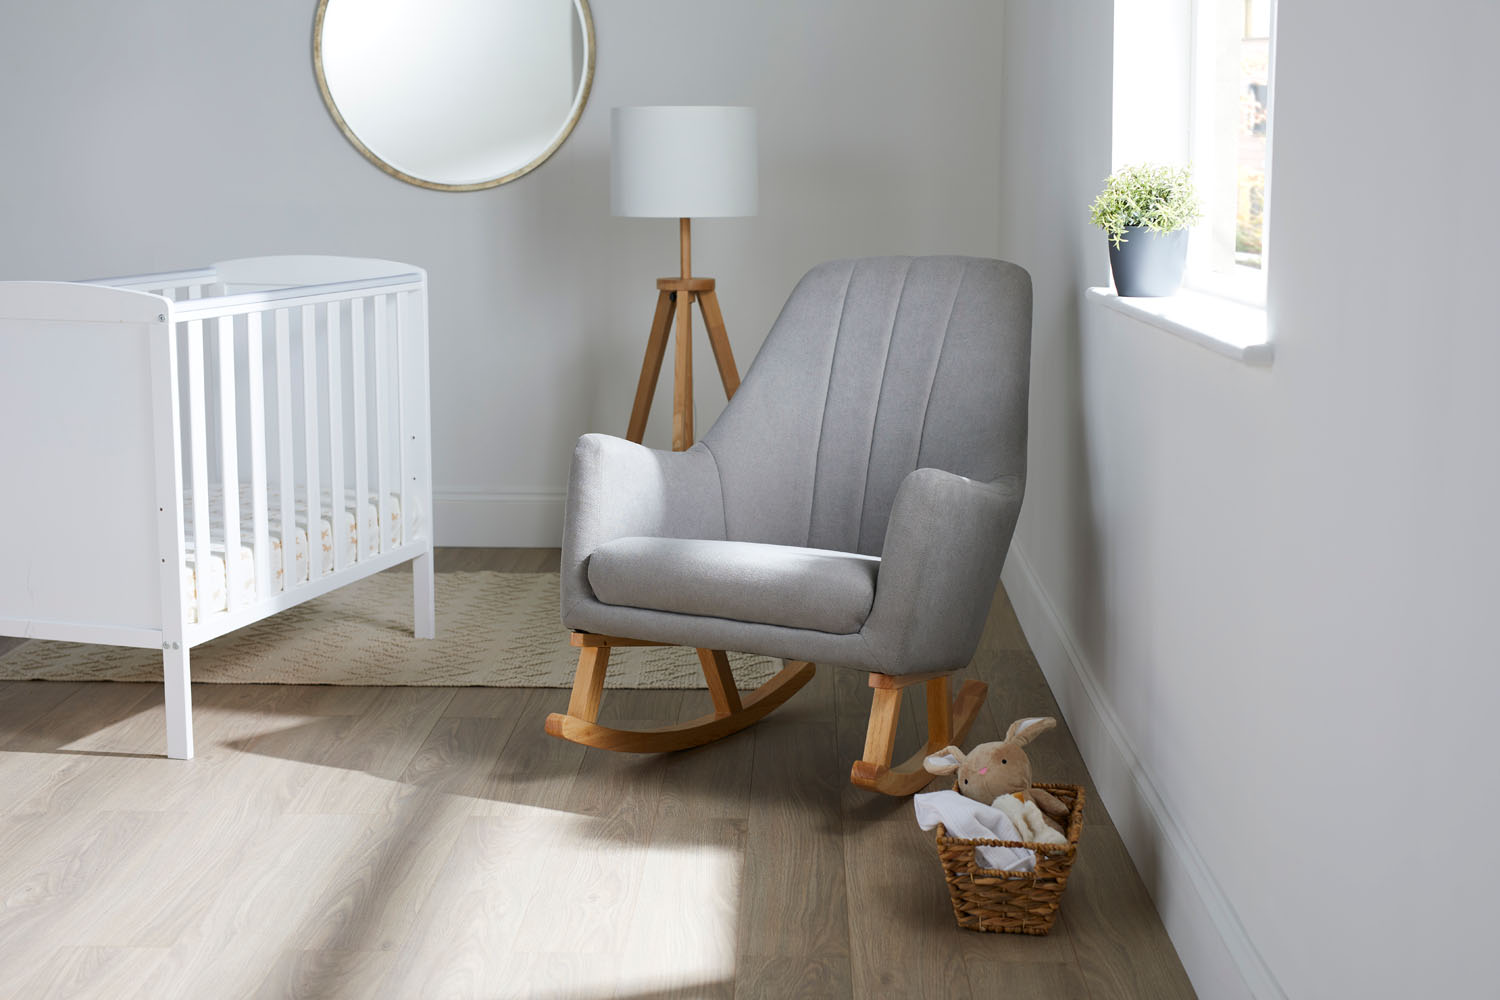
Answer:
[0, 314, 163, 632]
[0, 280, 168, 325]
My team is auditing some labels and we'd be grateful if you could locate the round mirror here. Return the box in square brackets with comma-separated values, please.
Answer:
[314, 0, 595, 191]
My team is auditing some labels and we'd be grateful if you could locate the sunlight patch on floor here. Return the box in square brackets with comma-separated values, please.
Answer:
[509, 806, 743, 998]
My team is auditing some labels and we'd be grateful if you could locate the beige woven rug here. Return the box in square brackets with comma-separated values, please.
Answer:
[0, 571, 779, 689]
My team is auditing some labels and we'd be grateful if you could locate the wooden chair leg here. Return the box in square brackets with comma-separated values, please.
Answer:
[697, 648, 744, 717]
[850, 671, 987, 796]
[546, 635, 815, 753]
[566, 645, 610, 723]
[862, 687, 902, 770]
[926, 673, 951, 747]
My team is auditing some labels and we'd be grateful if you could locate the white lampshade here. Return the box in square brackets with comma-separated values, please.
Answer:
[611, 106, 758, 218]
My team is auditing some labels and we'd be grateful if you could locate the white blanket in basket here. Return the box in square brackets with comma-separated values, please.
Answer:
[914, 790, 1035, 872]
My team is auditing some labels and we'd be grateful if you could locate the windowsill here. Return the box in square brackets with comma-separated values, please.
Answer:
[1086, 286, 1273, 367]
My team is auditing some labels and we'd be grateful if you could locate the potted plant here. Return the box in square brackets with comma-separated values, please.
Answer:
[1089, 164, 1202, 297]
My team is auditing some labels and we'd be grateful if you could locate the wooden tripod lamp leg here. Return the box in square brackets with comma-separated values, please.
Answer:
[671, 216, 695, 450]
[672, 285, 694, 450]
[626, 291, 676, 444]
[624, 218, 744, 448]
[694, 290, 740, 398]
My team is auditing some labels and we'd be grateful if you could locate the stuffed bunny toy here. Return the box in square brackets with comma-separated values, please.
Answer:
[923, 716, 1072, 844]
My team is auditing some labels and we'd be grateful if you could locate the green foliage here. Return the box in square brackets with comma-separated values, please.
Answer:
[1089, 164, 1202, 248]
[1236, 166, 1265, 262]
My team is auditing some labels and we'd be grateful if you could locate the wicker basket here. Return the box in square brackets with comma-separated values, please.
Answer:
[933, 781, 1086, 935]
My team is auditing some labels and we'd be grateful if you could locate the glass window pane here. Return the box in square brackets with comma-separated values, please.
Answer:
[1236, 0, 1271, 269]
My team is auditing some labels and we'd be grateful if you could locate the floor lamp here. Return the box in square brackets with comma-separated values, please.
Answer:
[611, 106, 758, 451]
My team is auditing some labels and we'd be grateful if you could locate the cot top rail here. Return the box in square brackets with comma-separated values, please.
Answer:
[4, 256, 424, 325]
[86, 267, 217, 290]
[210, 256, 425, 288]
[166, 273, 424, 321]
[77, 257, 425, 310]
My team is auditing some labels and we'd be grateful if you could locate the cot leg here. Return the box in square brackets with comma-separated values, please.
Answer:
[413, 546, 436, 639]
[163, 645, 194, 760]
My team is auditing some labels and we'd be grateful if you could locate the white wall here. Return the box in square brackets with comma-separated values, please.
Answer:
[0, 0, 1005, 544]
[999, 2, 1500, 998]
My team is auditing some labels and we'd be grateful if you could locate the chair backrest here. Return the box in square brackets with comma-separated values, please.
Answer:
[702, 255, 1031, 555]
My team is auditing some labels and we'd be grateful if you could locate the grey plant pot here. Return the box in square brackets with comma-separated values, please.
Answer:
[1108, 226, 1189, 297]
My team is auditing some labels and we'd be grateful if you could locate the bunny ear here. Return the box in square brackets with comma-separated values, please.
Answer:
[923, 746, 967, 775]
[1004, 717, 1056, 746]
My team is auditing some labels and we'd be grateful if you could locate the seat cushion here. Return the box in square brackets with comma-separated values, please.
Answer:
[587, 537, 880, 635]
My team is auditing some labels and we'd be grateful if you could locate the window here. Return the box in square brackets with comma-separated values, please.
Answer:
[1112, 0, 1277, 306]
[1187, 0, 1276, 300]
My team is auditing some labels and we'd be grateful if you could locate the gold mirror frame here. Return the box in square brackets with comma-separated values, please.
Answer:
[312, 0, 595, 192]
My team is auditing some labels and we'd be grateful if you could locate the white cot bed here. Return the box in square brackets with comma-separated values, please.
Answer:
[0, 256, 436, 759]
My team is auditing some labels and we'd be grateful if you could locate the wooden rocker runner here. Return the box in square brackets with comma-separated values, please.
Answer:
[545, 634, 988, 795]
[544, 634, 816, 754]
[549, 256, 1032, 795]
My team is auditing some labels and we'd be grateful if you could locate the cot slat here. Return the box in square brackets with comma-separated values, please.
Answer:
[275, 309, 296, 589]
[301, 304, 322, 578]
[186, 321, 211, 624]
[326, 302, 345, 572]
[374, 294, 391, 553]
[396, 291, 410, 548]
[246, 312, 269, 600]
[351, 298, 369, 561]
[217, 317, 242, 611]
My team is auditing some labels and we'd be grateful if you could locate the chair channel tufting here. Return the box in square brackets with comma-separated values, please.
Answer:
[702, 256, 1030, 555]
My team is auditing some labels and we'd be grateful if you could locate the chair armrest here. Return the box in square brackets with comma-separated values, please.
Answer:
[561, 434, 726, 621]
[861, 468, 1025, 674]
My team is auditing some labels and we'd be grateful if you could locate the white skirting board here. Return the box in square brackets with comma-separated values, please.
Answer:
[1000, 543, 1285, 1000]
[434, 489, 566, 547]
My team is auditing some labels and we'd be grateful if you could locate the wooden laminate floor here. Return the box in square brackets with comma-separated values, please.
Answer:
[0, 549, 1195, 999]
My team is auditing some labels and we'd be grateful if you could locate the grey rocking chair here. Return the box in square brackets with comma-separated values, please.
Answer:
[548, 256, 1032, 795]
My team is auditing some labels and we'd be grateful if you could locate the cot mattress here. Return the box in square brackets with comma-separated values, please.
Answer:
[181, 487, 402, 623]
